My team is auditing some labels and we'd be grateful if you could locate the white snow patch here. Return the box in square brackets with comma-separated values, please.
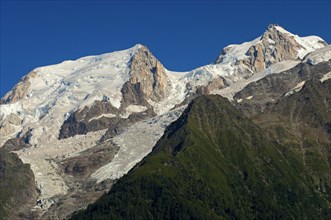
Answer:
[267, 38, 276, 44]
[295, 36, 326, 59]
[217, 37, 261, 65]
[285, 81, 306, 97]
[0, 102, 23, 120]
[274, 25, 292, 34]
[246, 96, 253, 100]
[304, 45, 331, 65]
[88, 113, 116, 122]
[320, 71, 331, 82]
[121, 105, 148, 118]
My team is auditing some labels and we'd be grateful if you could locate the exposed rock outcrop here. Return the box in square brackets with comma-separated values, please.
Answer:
[59, 100, 120, 139]
[0, 149, 38, 219]
[125, 46, 169, 104]
[1, 129, 33, 152]
[234, 60, 331, 117]
[246, 24, 303, 72]
[59, 99, 156, 139]
[0, 113, 22, 143]
[1, 71, 37, 104]
[215, 24, 327, 74]
[100, 108, 156, 141]
[61, 141, 120, 179]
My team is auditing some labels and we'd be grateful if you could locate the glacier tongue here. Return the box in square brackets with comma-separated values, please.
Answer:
[15, 129, 107, 210]
[91, 106, 186, 183]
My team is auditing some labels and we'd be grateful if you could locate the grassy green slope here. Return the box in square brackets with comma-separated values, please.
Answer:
[253, 78, 331, 203]
[72, 95, 330, 220]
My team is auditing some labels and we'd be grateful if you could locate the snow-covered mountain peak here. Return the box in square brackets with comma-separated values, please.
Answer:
[214, 24, 327, 75]
[266, 23, 290, 34]
[0, 43, 181, 146]
[0, 44, 161, 145]
[178, 25, 329, 100]
[262, 24, 326, 56]
[1, 44, 145, 106]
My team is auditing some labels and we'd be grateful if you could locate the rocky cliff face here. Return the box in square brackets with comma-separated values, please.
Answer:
[58, 99, 155, 139]
[247, 24, 308, 72]
[125, 46, 169, 104]
[234, 60, 331, 116]
[0, 148, 38, 219]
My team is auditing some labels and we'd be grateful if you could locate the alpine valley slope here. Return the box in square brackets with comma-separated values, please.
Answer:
[0, 24, 330, 218]
[72, 94, 331, 219]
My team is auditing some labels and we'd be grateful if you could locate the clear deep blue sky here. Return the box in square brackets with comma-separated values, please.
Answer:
[1, 0, 330, 97]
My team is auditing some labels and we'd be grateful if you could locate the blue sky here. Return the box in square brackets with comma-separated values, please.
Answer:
[1, 0, 330, 97]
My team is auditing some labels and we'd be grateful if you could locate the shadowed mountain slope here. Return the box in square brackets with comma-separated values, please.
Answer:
[72, 95, 330, 219]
